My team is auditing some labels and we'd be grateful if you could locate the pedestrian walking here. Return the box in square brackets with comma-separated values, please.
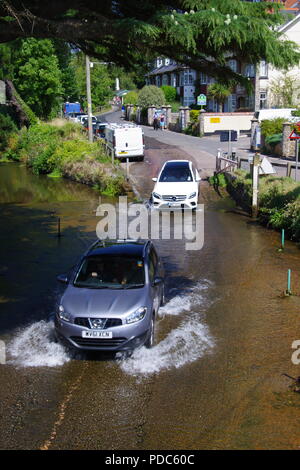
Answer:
[153, 111, 159, 131]
[160, 113, 165, 130]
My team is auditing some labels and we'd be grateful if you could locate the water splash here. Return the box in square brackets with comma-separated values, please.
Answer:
[8, 320, 71, 367]
[159, 279, 212, 317]
[120, 279, 215, 376]
[120, 319, 214, 376]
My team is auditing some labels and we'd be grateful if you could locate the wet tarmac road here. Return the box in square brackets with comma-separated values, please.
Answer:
[1, 135, 300, 450]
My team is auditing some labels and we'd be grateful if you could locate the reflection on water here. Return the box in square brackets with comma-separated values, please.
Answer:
[0, 163, 97, 204]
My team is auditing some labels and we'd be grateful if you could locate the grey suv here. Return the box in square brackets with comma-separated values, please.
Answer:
[55, 240, 165, 352]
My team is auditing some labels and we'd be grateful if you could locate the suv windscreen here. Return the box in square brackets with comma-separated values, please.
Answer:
[73, 255, 145, 289]
[159, 165, 193, 182]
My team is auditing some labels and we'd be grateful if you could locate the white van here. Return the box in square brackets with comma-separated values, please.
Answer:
[255, 108, 296, 122]
[105, 123, 144, 160]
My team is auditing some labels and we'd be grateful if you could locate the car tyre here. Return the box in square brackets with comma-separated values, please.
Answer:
[145, 314, 155, 348]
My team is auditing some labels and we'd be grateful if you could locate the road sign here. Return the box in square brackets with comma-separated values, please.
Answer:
[289, 122, 300, 140]
[289, 130, 300, 140]
[220, 130, 237, 142]
[259, 157, 276, 175]
[197, 94, 206, 106]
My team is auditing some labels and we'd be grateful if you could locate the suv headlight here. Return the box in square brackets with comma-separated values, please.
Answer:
[152, 192, 161, 200]
[125, 307, 147, 324]
[188, 192, 197, 199]
[58, 305, 72, 322]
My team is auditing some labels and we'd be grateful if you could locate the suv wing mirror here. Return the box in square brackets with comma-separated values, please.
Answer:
[57, 274, 69, 284]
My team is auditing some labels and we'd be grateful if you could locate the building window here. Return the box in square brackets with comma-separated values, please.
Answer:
[260, 61, 268, 78]
[200, 73, 207, 84]
[260, 91, 267, 109]
[162, 74, 168, 85]
[244, 64, 255, 78]
[228, 60, 237, 73]
[231, 94, 237, 112]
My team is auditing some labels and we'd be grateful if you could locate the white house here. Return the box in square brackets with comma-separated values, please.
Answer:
[260, 12, 300, 108]
[146, 11, 300, 111]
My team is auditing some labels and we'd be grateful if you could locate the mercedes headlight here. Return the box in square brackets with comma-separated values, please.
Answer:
[152, 192, 161, 200]
[188, 192, 197, 199]
[125, 307, 147, 324]
[58, 305, 72, 322]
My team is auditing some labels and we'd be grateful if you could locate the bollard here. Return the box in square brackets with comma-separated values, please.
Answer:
[281, 229, 285, 250]
[285, 269, 292, 296]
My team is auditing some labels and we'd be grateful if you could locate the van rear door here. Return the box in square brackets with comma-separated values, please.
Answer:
[116, 128, 144, 157]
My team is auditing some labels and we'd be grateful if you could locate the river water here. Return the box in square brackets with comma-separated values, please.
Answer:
[1, 160, 300, 450]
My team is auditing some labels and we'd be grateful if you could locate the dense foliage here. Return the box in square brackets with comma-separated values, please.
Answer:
[228, 170, 300, 242]
[0, 112, 18, 152]
[13, 39, 63, 119]
[137, 85, 165, 109]
[124, 91, 139, 106]
[1, 1, 299, 88]
[260, 118, 285, 138]
[161, 85, 177, 103]
[2, 120, 128, 196]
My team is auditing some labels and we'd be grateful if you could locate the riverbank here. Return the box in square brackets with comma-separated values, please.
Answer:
[0, 119, 131, 197]
[217, 169, 300, 242]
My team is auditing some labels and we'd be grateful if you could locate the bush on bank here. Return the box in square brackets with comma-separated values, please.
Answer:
[226, 169, 300, 241]
[2, 120, 129, 196]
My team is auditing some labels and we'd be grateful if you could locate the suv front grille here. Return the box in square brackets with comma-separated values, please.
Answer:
[70, 336, 126, 348]
[74, 317, 122, 329]
[162, 195, 186, 202]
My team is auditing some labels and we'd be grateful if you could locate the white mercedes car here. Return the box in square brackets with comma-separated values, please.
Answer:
[151, 160, 201, 210]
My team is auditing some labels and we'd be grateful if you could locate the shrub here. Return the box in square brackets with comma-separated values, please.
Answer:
[123, 91, 138, 106]
[190, 110, 200, 123]
[8, 120, 127, 196]
[161, 85, 176, 103]
[265, 133, 282, 149]
[291, 109, 300, 117]
[137, 85, 165, 109]
[260, 118, 285, 138]
[0, 113, 18, 151]
[170, 101, 181, 112]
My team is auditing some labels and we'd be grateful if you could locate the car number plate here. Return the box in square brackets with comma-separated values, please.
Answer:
[119, 151, 128, 154]
[82, 331, 113, 338]
[168, 202, 181, 207]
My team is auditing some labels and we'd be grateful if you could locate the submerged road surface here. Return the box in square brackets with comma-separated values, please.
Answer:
[0, 129, 300, 449]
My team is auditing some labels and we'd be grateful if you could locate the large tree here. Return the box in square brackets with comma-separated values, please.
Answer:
[0, 1, 299, 88]
[14, 38, 63, 119]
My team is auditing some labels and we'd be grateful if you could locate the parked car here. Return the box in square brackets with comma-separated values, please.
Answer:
[55, 239, 165, 352]
[79, 114, 97, 125]
[82, 119, 108, 139]
[151, 160, 201, 210]
[67, 112, 87, 123]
